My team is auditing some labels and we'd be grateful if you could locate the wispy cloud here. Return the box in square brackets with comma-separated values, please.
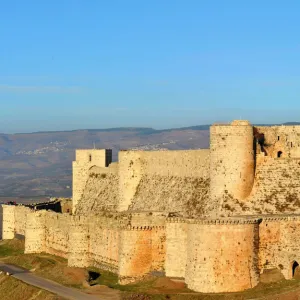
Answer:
[0, 84, 84, 94]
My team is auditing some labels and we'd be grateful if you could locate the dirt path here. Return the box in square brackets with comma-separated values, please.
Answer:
[0, 263, 101, 300]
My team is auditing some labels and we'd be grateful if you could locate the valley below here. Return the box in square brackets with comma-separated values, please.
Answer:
[0, 126, 209, 198]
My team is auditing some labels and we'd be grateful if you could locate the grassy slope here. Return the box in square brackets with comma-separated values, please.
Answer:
[2, 240, 300, 299]
[0, 274, 63, 300]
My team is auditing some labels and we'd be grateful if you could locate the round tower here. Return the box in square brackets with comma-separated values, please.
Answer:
[210, 120, 255, 206]
[24, 211, 46, 253]
[185, 219, 260, 293]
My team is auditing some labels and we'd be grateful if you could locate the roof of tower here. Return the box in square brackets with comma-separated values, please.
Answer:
[230, 120, 251, 126]
[212, 120, 251, 126]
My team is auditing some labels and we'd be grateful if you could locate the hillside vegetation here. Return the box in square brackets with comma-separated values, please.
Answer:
[0, 127, 209, 198]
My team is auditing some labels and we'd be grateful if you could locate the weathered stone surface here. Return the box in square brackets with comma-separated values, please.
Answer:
[5, 120, 300, 294]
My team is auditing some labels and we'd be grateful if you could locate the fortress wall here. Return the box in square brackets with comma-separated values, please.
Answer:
[129, 212, 167, 227]
[14, 206, 30, 236]
[138, 150, 210, 177]
[68, 216, 90, 268]
[259, 217, 300, 279]
[118, 213, 167, 283]
[185, 220, 260, 293]
[248, 158, 300, 214]
[118, 150, 210, 214]
[255, 126, 300, 158]
[118, 151, 143, 211]
[76, 165, 119, 215]
[25, 211, 46, 253]
[44, 212, 70, 258]
[210, 122, 255, 213]
[150, 226, 166, 272]
[1, 205, 16, 239]
[165, 219, 188, 278]
[73, 161, 91, 213]
[118, 228, 153, 284]
[89, 216, 120, 272]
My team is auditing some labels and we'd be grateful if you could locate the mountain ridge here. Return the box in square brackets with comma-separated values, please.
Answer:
[3, 121, 300, 136]
[1, 121, 300, 198]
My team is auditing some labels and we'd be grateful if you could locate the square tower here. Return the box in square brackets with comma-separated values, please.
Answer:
[72, 149, 112, 213]
[75, 149, 112, 167]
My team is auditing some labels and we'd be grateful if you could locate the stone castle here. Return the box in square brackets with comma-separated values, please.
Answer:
[3, 120, 300, 293]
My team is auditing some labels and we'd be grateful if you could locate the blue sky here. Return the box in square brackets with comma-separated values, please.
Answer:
[1, 1, 300, 133]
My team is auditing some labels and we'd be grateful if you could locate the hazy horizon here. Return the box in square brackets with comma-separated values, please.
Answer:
[2, 117, 300, 135]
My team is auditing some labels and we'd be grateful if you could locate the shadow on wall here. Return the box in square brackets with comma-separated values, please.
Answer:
[27, 201, 62, 213]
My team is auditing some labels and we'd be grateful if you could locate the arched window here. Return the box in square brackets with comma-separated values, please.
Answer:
[277, 151, 283, 158]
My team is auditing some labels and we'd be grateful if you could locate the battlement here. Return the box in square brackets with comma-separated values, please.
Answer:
[167, 217, 260, 224]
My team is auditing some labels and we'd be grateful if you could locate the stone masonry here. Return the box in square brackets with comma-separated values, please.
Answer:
[3, 120, 300, 293]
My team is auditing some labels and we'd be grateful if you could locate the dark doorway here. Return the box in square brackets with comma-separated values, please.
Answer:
[277, 151, 283, 158]
[292, 261, 299, 277]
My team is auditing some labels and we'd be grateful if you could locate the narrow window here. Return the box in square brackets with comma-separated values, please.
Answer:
[292, 261, 299, 277]
[89, 154, 92, 162]
[278, 136, 280, 141]
[291, 142, 293, 147]
[277, 151, 283, 158]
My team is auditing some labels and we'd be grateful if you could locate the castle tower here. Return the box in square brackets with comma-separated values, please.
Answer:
[24, 211, 46, 253]
[185, 219, 260, 293]
[210, 120, 255, 210]
[72, 149, 112, 213]
[1, 205, 15, 240]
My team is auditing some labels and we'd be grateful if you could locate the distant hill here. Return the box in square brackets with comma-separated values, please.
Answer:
[282, 122, 300, 126]
[1, 121, 299, 198]
[0, 125, 210, 198]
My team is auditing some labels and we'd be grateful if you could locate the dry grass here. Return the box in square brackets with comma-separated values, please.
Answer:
[0, 239, 86, 288]
[0, 273, 64, 300]
[3, 240, 300, 300]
